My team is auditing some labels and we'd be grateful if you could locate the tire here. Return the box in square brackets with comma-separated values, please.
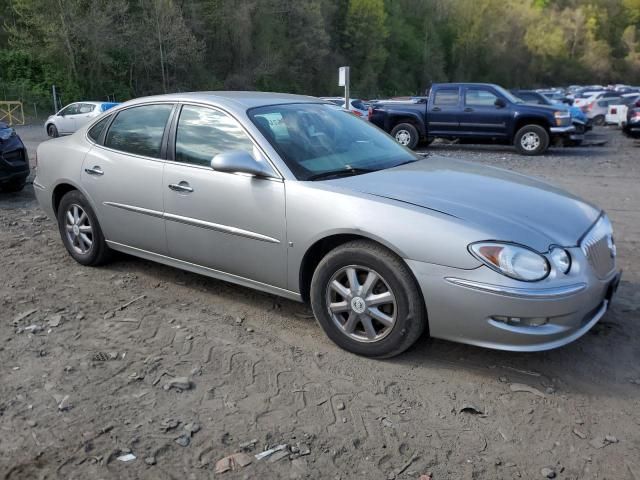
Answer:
[592, 115, 605, 126]
[310, 240, 426, 358]
[514, 124, 550, 155]
[47, 124, 59, 138]
[57, 190, 111, 266]
[0, 179, 26, 193]
[391, 123, 420, 150]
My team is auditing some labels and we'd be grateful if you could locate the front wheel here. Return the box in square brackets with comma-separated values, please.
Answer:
[514, 125, 550, 155]
[592, 115, 605, 126]
[391, 123, 420, 150]
[310, 240, 426, 358]
[47, 124, 59, 138]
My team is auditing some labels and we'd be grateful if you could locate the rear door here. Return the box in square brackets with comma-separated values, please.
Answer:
[81, 103, 174, 254]
[458, 86, 511, 138]
[427, 87, 460, 135]
[74, 103, 98, 130]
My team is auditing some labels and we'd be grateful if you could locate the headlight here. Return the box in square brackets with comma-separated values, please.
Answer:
[0, 127, 15, 141]
[550, 248, 571, 274]
[469, 242, 550, 282]
[554, 111, 571, 126]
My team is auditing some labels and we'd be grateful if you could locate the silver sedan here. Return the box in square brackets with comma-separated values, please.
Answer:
[34, 92, 621, 358]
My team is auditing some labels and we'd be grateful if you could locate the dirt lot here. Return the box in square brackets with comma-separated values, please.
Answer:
[1, 126, 639, 480]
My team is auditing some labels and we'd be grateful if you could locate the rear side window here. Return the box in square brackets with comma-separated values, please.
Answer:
[433, 89, 459, 106]
[87, 115, 112, 143]
[105, 104, 173, 158]
[175, 105, 254, 166]
[79, 103, 95, 114]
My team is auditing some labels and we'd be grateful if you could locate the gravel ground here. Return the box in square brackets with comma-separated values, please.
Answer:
[1, 126, 639, 480]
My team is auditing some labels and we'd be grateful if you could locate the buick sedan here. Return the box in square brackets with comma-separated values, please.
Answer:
[34, 92, 621, 358]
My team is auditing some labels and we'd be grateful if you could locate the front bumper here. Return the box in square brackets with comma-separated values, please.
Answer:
[549, 125, 576, 135]
[407, 248, 620, 351]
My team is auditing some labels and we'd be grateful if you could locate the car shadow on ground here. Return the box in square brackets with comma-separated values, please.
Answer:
[103, 251, 640, 399]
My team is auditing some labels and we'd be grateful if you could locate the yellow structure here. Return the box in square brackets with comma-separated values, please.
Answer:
[0, 101, 25, 125]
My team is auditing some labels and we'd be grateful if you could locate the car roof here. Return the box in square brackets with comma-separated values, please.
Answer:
[123, 91, 322, 112]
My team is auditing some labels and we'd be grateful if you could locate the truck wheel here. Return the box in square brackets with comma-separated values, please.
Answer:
[391, 123, 419, 150]
[514, 125, 549, 155]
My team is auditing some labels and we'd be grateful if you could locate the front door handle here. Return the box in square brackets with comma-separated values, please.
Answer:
[464, 107, 474, 112]
[84, 166, 104, 176]
[432, 107, 441, 112]
[168, 182, 193, 193]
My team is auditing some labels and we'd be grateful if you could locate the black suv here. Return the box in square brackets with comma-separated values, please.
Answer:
[0, 122, 29, 192]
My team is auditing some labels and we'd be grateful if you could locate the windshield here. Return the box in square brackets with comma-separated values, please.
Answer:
[493, 85, 522, 104]
[248, 103, 418, 181]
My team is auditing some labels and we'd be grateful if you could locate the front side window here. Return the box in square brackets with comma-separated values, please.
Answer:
[88, 115, 112, 143]
[104, 104, 173, 158]
[175, 105, 254, 166]
[249, 103, 417, 181]
[59, 104, 80, 116]
[433, 89, 459, 106]
[465, 89, 499, 106]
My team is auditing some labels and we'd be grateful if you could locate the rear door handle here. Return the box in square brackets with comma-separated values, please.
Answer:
[464, 107, 474, 112]
[84, 166, 104, 176]
[168, 182, 193, 193]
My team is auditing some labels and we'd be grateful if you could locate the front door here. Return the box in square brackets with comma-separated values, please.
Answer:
[163, 104, 287, 288]
[458, 86, 510, 138]
[56, 103, 80, 134]
[81, 103, 174, 254]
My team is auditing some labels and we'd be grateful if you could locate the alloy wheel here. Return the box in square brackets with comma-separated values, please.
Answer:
[521, 132, 541, 151]
[395, 130, 412, 146]
[64, 204, 93, 255]
[325, 265, 397, 343]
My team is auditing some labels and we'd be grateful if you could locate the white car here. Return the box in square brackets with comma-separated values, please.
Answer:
[605, 94, 640, 127]
[45, 101, 119, 137]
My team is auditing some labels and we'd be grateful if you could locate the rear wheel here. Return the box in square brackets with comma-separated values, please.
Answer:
[310, 240, 426, 358]
[391, 123, 420, 150]
[47, 124, 59, 138]
[57, 190, 111, 266]
[592, 115, 605, 126]
[514, 124, 549, 155]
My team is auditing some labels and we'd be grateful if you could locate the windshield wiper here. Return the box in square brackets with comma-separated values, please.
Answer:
[307, 168, 374, 181]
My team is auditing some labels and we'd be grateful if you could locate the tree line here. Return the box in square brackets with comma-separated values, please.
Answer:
[1, 0, 639, 112]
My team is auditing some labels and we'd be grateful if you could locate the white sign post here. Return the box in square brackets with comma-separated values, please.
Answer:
[338, 66, 350, 111]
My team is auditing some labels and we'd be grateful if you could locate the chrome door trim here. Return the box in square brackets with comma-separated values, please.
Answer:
[445, 277, 587, 299]
[103, 201, 280, 244]
[106, 240, 300, 301]
[103, 201, 164, 219]
[163, 212, 280, 244]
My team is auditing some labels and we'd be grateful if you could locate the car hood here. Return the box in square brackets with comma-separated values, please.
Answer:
[326, 156, 600, 250]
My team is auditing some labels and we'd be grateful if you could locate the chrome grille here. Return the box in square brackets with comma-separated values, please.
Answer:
[581, 216, 616, 279]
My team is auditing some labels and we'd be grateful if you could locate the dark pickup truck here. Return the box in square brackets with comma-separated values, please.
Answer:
[368, 83, 577, 155]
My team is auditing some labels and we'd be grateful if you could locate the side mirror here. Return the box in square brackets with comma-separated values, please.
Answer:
[211, 150, 274, 178]
[494, 98, 507, 108]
